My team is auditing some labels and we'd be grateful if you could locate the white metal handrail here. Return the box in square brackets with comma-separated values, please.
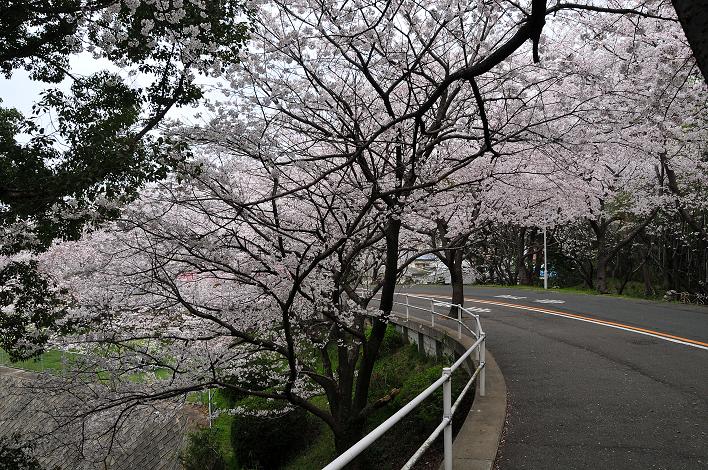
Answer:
[324, 293, 488, 470]
[392, 292, 489, 342]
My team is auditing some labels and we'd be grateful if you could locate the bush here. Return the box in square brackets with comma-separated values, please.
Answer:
[181, 427, 227, 470]
[395, 364, 444, 425]
[0, 433, 46, 470]
[379, 324, 405, 356]
[231, 397, 318, 469]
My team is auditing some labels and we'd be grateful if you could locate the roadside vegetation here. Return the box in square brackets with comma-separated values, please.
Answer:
[181, 326, 474, 470]
[0, 328, 475, 469]
[474, 279, 666, 301]
[464, 221, 708, 302]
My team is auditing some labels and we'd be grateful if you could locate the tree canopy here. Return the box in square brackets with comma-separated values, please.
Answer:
[1, 0, 252, 358]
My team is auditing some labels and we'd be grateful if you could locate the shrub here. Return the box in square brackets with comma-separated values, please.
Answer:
[181, 427, 226, 470]
[379, 324, 405, 356]
[395, 364, 444, 425]
[231, 397, 317, 469]
[0, 433, 45, 470]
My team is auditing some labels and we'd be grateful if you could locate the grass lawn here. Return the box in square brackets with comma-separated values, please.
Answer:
[0, 348, 71, 372]
[213, 415, 238, 469]
[184, 389, 240, 469]
[0, 348, 175, 386]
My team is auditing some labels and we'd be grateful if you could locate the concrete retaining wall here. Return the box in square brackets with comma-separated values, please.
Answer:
[391, 318, 477, 375]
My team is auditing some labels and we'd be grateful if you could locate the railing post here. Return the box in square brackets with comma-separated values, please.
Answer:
[430, 300, 435, 327]
[405, 295, 410, 322]
[480, 336, 486, 397]
[475, 320, 481, 363]
[457, 305, 462, 339]
[208, 388, 213, 427]
[442, 367, 453, 470]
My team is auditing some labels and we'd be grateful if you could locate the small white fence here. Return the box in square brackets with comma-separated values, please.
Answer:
[324, 293, 488, 470]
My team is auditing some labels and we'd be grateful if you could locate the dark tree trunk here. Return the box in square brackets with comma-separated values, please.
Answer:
[517, 263, 532, 285]
[662, 237, 673, 290]
[672, 1, 708, 85]
[589, 219, 611, 294]
[330, 218, 402, 466]
[333, 420, 366, 469]
[638, 234, 656, 297]
[671, 242, 681, 290]
[617, 258, 632, 295]
[448, 249, 464, 316]
[590, 209, 658, 294]
[582, 265, 594, 289]
[515, 227, 528, 285]
[642, 258, 655, 297]
[533, 232, 543, 282]
[595, 254, 610, 294]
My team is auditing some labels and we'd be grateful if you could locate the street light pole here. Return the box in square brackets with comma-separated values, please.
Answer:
[543, 225, 548, 290]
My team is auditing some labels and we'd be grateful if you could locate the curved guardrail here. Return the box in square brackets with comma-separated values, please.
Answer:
[324, 292, 488, 470]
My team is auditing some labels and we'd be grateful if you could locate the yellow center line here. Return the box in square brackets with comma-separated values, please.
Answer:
[417, 293, 708, 351]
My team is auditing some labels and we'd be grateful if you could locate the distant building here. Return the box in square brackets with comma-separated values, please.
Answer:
[402, 254, 477, 285]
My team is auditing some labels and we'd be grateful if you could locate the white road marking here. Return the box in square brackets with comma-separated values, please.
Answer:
[535, 299, 566, 304]
[466, 307, 492, 313]
[494, 295, 527, 300]
[464, 297, 708, 351]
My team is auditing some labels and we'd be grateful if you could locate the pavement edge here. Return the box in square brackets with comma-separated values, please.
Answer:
[447, 347, 506, 470]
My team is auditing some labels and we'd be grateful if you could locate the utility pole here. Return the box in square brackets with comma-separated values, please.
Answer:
[543, 225, 548, 290]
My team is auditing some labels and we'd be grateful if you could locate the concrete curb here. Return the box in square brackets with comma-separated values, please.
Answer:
[389, 317, 507, 470]
[448, 348, 506, 470]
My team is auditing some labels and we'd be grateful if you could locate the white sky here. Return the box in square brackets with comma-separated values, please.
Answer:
[0, 70, 47, 115]
[0, 53, 215, 143]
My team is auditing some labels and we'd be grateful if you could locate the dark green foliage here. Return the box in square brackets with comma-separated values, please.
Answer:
[379, 324, 405, 356]
[362, 343, 473, 469]
[0, 433, 46, 470]
[368, 342, 420, 399]
[368, 344, 444, 437]
[394, 364, 444, 423]
[0, 260, 73, 361]
[181, 427, 227, 470]
[0, 0, 252, 255]
[231, 397, 318, 469]
[217, 383, 248, 409]
[0, 1, 76, 83]
[0, 77, 177, 254]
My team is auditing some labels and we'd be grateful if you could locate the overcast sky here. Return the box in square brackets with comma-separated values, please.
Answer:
[0, 53, 212, 142]
[0, 54, 118, 115]
[0, 71, 47, 115]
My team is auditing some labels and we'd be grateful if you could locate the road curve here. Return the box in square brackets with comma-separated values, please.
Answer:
[398, 285, 708, 470]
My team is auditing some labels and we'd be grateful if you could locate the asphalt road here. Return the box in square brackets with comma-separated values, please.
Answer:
[396, 285, 708, 470]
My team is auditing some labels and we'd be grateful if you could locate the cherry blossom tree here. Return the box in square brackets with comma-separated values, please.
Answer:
[462, 4, 708, 293]
[13, 1, 708, 466]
